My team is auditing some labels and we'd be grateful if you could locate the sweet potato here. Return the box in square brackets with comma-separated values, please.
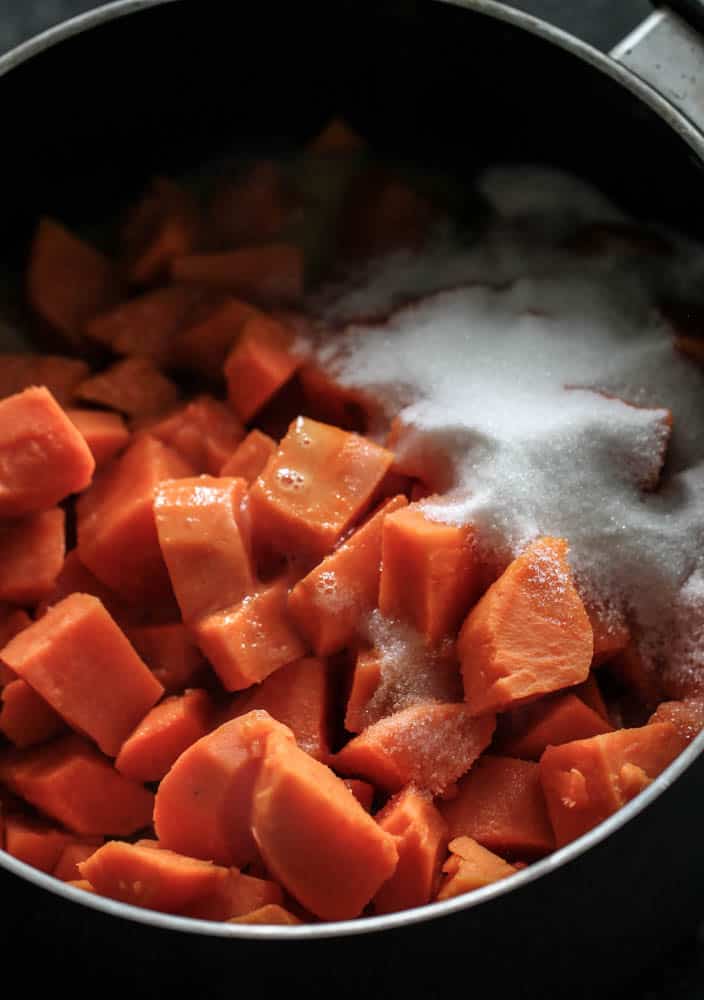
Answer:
[436, 836, 517, 900]
[586, 605, 630, 666]
[154, 476, 253, 622]
[334, 703, 496, 795]
[220, 429, 277, 483]
[0, 507, 65, 604]
[372, 787, 448, 914]
[224, 315, 301, 423]
[0, 387, 95, 517]
[115, 689, 214, 783]
[147, 396, 244, 475]
[288, 495, 408, 657]
[75, 359, 180, 421]
[228, 904, 301, 925]
[1, 593, 163, 756]
[171, 244, 303, 304]
[344, 649, 383, 734]
[234, 657, 331, 761]
[609, 641, 663, 710]
[79, 841, 230, 914]
[3, 814, 73, 873]
[0, 734, 154, 836]
[572, 671, 610, 721]
[37, 550, 133, 629]
[0, 679, 65, 748]
[343, 778, 375, 812]
[540, 723, 688, 847]
[0, 609, 29, 686]
[251, 732, 398, 920]
[66, 409, 130, 468]
[84, 285, 203, 363]
[76, 434, 194, 603]
[27, 217, 118, 345]
[338, 168, 435, 261]
[298, 363, 371, 432]
[458, 537, 593, 715]
[154, 711, 296, 867]
[173, 296, 259, 378]
[440, 756, 555, 858]
[307, 118, 366, 154]
[128, 623, 206, 693]
[250, 416, 394, 561]
[0, 354, 89, 406]
[497, 693, 613, 761]
[379, 506, 480, 645]
[122, 177, 200, 286]
[194, 577, 306, 692]
[187, 868, 284, 921]
[649, 698, 704, 743]
[53, 840, 102, 882]
[210, 161, 297, 247]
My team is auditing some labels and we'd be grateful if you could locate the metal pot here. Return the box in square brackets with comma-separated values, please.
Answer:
[1, 3, 704, 997]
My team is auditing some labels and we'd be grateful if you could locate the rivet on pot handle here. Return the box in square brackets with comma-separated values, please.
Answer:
[611, 3, 704, 130]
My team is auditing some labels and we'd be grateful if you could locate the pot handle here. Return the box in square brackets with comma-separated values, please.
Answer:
[611, 3, 704, 130]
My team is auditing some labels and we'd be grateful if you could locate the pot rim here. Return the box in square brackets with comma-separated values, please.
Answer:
[0, 0, 702, 941]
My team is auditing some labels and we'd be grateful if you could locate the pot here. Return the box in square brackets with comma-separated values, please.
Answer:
[1, 3, 704, 997]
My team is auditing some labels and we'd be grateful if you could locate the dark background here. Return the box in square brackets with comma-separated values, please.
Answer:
[0, 2, 702, 998]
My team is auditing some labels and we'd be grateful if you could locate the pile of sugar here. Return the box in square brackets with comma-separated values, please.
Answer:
[306, 166, 704, 688]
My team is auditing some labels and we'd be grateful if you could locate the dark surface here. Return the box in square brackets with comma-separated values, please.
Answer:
[1, 2, 704, 998]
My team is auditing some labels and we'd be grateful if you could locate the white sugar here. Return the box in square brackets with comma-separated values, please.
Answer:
[309, 166, 704, 690]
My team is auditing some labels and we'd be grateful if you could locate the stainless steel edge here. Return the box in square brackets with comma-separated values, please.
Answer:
[1, 0, 704, 941]
[612, 8, 704, 132]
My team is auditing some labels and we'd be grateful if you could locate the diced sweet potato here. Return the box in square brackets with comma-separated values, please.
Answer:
[0, 679, 65, 748]
[297, 363, 372, 432]
[540, 723, 688, 847]
[79, 841, 230, 914]
[66, 409, 130, 468]
[228, 904, 301, 925]
[210, 162, 297, 247]
[458, 537, 593, 715]
[0, 508, 65, 604]
[344, 648, 383, 734]
[649, 698, 704, 744]
[436, 836, 517, 900]
[27, 217, 118, 345]
[128, 623, 206, 693]
[0, 609, 30, 686]
[115, 689, 213, 783]
[251, 733, 398, 920]
[250, 416, 394, 561]
[3, 814, 73, 873]
[147, 396, 244, 475]
[187, 868, 284, 921]
[1, 593, 163, 756]
[37, 550, 133, 629]
[0, 354, 89, 406]
[67, 879, 96, 892]
[497, 693, 613, 761]
[171, 244, 303, 304]
[586, 604, 630, 666]
[379, 506, 480, 645]
[288, 495, 408, 657]
[173, 297, 259, 378]
[343, 778, 375, 812]
[307, 117, 366, 154]
[84, 285, 203, 363]
[220, 429, 277, 483]
[154, 476, 253, 622]
[440, 756, 555, 859]
[122, 177, 201, 286]
[224, 315, 301, 423]
[334, 703, 496, 795]
[372, 787, 448, 915]
[338, 168, 435, 261]
[234, 657, 331, 761]
[153, 711, 296, 867]
[194, 577, 306, 692]
[572, 671, 610, 722]
[609, 641, 664, 711]
[0, 734, 154, 836]
[53, 840, 102, 882]
[0, 387, 95, 517]
[75, 359, 180, 421]
[76, 434, 194, 603]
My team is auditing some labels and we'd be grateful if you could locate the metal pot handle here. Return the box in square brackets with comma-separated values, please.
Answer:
[611, 3, 704, 130]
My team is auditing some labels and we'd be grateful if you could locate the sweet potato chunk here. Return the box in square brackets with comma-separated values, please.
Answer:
[250, 416, 394, 561]
[372, 787, 448, 914]
[224, 315, 301, 423]
[121, 178, 200, 286]
[76, 434, 194, 603]
[0, 354, 89, 406]
[1, 593, 163, 756]
[171, 244, 303, 304]
[436, 836, 517, 900]
[288, 495, 408, 656]
[53, 840, 102, 882]
[440, 756, 555, 859]
[307, 117, 366, 154]
[344, 648, 382, 734]
[251, 733, 398, 920]
[210, 161, 297, 247]
[343, 779, 375, 812]
[76, 359, 180, 421]
[228, 904, 301, 925]
[334, 703, 496, 795]
[194, 577, 306, 692]
[37, 550, 133, 629]
[540, 723, 687, 847]
[220, 429, 277, 483]
[128, 623, 206, 693]
[187, 868, 284, 921]
[66, 409, 130, 468]
[338, 168, 435, 261]
[0, 679, 65, 748]
[147, 396, 244, 476]
[173, 297, 259, 378]
[497, 693, 613, 761]
[153, 711, 295, 867]
[0, 734, 154, 836]
[154, 476, 253, 622]
[85, 285, 203, 363]
[0, 508, 65, 604]
[3, 814, 73, 873]
[0, 387, 95, 517]
[649, 698, 704, 743]
[458, 537, 593, 715]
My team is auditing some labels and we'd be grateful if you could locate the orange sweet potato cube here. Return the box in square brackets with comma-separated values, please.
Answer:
[224, 314, 301, 423]
[0, 354, 89, 406]
[75, 358, 180, 421]
[0, 507, 65, 604]
[173, 296, 260, 378]
[220, 429, 277, 483]
[147, 396, 244, 475]
[66, 409, 130, 468]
